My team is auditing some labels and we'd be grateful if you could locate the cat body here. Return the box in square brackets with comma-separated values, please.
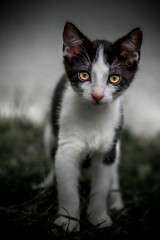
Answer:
[41, 22, 142, 231]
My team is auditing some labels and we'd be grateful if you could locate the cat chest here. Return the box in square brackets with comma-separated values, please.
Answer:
[60, 106, 117, 154]
[83, 121, 115, 154]
[85, 132, 114, 154]
[59, 86, 121, 154]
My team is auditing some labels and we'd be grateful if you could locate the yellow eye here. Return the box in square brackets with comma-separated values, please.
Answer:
[109, 75, 120, 84]
[79, 72, 90, 81]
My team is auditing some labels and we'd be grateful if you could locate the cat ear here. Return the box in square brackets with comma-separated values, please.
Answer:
[116, 28, 142, 65]
[63, 22, 86, 59]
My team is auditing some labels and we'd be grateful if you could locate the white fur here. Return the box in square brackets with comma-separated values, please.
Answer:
[91, 46, 109, 86]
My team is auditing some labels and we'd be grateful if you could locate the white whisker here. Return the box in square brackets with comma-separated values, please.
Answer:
[80, 44, 92, 66]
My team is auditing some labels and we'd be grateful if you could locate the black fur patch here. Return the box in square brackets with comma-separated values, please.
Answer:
[103, 108, 124, 165]
[51, 75, 67, 137]
[81, 155, 92, 168]
[103, 145, 116, 165]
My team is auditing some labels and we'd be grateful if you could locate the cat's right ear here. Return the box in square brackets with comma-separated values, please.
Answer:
[114, 28, 142, 66]
[63, 22, 86, 60]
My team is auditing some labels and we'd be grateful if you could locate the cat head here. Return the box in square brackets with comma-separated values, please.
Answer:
[63, 22, 142, 104]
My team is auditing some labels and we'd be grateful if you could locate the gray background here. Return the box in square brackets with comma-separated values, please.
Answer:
[0, 0, 160, 137]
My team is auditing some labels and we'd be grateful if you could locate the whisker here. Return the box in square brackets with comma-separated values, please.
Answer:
[75, 55, 89, 67]
[75, 53, 90, 69]
[80, 44, 92, 65]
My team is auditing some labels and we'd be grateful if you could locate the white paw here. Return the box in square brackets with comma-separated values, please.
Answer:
[88, 212, 113, 228]
[54, 216, 80, 232]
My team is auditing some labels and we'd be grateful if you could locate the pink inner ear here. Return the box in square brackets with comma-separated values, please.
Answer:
[120, 50, 129, 58]
[120, 50, 139, 64]
[64, 45, 81, 59]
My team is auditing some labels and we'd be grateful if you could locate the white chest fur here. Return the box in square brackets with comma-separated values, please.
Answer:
[58, 85, 121, 155]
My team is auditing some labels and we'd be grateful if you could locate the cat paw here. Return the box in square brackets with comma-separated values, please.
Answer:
[109, 200, 124, 210]
[54, 216, 80, 232]
[109, 195, 124, 210]
[88, 213, 113, 228]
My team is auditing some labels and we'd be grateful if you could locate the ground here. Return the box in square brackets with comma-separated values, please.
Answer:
[0, 117, 160, 240]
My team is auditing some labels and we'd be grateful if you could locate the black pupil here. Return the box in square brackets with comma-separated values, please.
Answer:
[83, 73, 87, 78]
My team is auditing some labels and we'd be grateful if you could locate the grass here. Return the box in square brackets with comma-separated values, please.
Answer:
[0, 117, 160, 239]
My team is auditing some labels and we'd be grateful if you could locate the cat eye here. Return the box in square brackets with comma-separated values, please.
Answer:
[109, 75, 120, 84]
[79, 72, 90, 81]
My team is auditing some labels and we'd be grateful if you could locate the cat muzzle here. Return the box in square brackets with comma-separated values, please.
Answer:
[91, 85, 105, 103]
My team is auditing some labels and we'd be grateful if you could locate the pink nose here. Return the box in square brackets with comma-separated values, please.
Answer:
[91, 93, 104, 103]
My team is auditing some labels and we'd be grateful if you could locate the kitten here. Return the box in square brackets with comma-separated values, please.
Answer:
[41, 22, 142, 232]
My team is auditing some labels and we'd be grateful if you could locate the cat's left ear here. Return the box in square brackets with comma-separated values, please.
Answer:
[115, 28, 142, 65]
[63, 22, 90, 60]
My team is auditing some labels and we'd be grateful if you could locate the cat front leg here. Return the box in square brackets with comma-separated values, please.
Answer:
[108, 142, 124, 210]
[54, 141, 83, 232]
[109, 163, 124, 210]
[87, 154, 114, 228]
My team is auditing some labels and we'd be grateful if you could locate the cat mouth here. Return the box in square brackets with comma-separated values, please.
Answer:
[92, 100, 104, 106]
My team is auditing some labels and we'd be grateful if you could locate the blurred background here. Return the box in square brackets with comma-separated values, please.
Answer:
[0, 0, 160, 138]
[0, 2, 160, 238]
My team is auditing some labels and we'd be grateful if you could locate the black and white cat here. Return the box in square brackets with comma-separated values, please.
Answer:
[40, 22, 142, 232]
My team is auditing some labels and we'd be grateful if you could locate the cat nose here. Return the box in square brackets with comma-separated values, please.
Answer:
[91, 93, 104, 103]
